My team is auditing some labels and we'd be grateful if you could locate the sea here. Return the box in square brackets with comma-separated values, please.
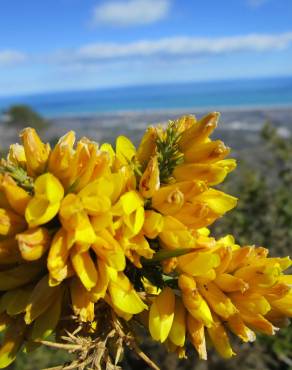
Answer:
[0, 77, 292, 118]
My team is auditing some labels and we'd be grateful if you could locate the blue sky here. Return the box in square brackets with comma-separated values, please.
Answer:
[1, 0, 292, 96]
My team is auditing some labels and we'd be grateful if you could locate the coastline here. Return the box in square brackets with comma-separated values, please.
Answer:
[1, 106, 292, 151]
[44, 103, 292, 120]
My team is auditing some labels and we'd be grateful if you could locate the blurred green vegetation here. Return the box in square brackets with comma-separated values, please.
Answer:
[3, 105, 48, 131]
[212, 122, 292, 370]
[214, 122, 292, 256]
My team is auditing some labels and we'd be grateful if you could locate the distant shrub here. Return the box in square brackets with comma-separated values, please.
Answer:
[4, 105, 47, 130]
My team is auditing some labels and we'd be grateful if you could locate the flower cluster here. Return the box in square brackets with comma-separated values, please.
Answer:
[0, 113, 291, 369]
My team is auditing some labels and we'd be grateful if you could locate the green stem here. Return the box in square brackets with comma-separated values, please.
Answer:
[142, 248, 194, 265]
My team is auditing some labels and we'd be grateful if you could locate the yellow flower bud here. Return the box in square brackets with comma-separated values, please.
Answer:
[20, 127, 50, 176]
[184, 140, 230, 164]
[178, 274, 213, 328]
[139, 156, 160, 198]
[168, 297, 186, 347]
[7, 143, 26, 167]
[48, 131, 75, 187]
[47, 229, 70, 285]
[176, 115, 197, 133]
[199, 282, 238, 320]
[136, 127, 157, 168]
[187, 314, 207, 360]
[179, 112, 219, 151]
[149, 287, 175, 343]
[77, 145, 110, 192]
[173, 162, 231, 185]
[207, 316, 235, 359]
[227, 314, 256, 343]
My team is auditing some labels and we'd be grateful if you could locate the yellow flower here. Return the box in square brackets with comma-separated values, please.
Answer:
[70, 278, 94, 322]
[152, 180, 207, 215]
[20, 128, 50, 176]
[76, 144, 110, 192]
[16, 227, 51, 261]
[78, 177, 113, 216]
[0, 117, 292, 367]
[115, 135, 136, 165]
[176, 189, 237, 229]
[89, 259, 110, 302]
[48, 131, 75, 188]
[227, 314, 256, 343]
[7, 144, 26, 168]
[177, 251, 220, 277]
[0, 208, 26, 236]
[179, 112, 219, 151]
[25, 173, 64, 227]
[47, 229, 71, 285]
[121, 233, 154, 267]
[0, 174, 31, 216]
[143, 210, 164, 239]
[187, 314, 207, 360]
[149, 287, 175, 343]
[207, 315, 235, 359]
[70, 246, 98, 290]
[159, 216, 196, 250]
[108, 272, 147, 315]
[173, 161, 236, 185]
[168, 297, 186, 347]
[59, 193, 96, 247]
[178, 274, 213, 328]
[92, 230, 125, 271]
[184, 139, 230, 164]
[139, 156, 160, 198]
[136, 127, 157, 167]
[199, 282, 238, 319]
[112, 190, 145, 238]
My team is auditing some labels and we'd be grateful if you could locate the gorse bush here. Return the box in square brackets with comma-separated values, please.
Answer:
[0, 115, 291, 370]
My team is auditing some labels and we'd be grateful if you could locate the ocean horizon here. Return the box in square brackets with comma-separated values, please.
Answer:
[1, 76, 292, 118]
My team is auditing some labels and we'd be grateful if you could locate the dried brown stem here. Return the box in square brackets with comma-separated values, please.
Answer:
[110, 310, 160, 370]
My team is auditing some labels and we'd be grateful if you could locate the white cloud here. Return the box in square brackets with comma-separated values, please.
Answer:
[247, 0, 269, 7]
[0, 50, 27, 66]
[56, 32, 292, 64]
[92, 0, 170, 27]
